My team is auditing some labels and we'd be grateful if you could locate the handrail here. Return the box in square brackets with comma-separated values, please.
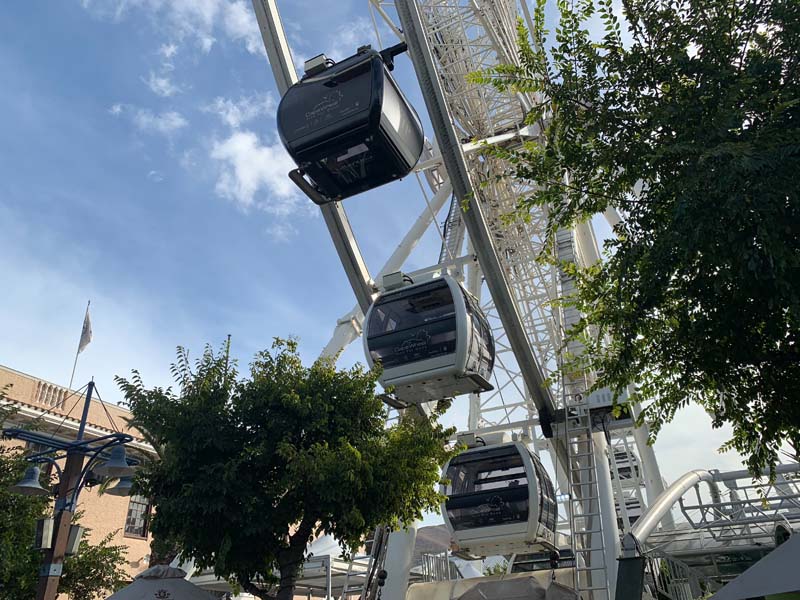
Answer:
[621, 463, 800, 557]
[621, 470, 718, 557]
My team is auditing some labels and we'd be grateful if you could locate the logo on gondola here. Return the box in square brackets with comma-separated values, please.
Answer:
[395, 330, 431, 358]
[305, 90, 344, 121]
[488, 495, 504, 509]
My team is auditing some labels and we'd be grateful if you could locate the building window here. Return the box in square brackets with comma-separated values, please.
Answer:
[26, 441, 51, 455]
[124, 495, 151, 539]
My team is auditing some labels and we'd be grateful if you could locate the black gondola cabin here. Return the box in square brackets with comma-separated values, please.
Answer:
[277, 47, 424, 202]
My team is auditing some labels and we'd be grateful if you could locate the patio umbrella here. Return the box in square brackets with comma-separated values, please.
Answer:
[107, 565, 218, 600]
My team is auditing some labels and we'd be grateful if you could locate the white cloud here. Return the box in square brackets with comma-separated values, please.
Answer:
[178, 149, 197, 170]
[147, 169, 165, 182]
[266, 221, 298, 243]
[143, 71, 181, 97]
[326, 17, 377, 61]
[132, 109, 188, 135]
[209, 129, 314, 239]
[203, 93, 276, 128]
[197, 33, 217, 54]
[111, 104, 186, 135]
[210, 129, 299, 215]
[159, 42, 178, 59]
[221, 0, 263, 55]
[82, 0, 264, 56]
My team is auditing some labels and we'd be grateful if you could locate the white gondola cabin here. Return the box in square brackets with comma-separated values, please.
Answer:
[442, 442, 558, 557]
[363, 276, 494, 404]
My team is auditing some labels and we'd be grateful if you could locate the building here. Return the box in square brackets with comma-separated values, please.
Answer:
[0, 364, 157, 579]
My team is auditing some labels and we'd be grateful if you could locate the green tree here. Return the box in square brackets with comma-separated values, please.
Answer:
[0, 444, 48, 599]
[483, 560, 509, 577]
[472, 0, 799, 476]
[61, 530, 129, 599]
[117, 339, 457, 600]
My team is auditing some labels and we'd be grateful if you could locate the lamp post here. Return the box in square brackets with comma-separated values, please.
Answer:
[3, 380, 136, 600]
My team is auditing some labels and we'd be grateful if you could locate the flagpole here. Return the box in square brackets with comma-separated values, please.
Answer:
[68, 301, 90, 390]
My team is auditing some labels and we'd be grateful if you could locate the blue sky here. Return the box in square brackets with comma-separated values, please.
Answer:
[0, 0, 746, 494]
[0, 0, 440, 386]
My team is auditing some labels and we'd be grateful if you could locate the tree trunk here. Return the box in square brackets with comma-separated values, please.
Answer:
[149, 540, 180, 566]
[276, 516, 316, 600]
[276, 567, 299, 600]
[239, 577, 276, 600]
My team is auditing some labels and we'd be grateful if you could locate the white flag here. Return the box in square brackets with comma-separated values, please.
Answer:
[78, 306, 92, 354]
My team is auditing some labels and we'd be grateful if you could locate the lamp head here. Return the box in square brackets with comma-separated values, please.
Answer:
[94, 445, 135, 478]
[10, 465, 51, 497]
[105, 476, 134, 497]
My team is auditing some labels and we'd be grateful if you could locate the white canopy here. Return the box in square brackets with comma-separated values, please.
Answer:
[709, 534, 800, 600]
[107, 565, 218, 600]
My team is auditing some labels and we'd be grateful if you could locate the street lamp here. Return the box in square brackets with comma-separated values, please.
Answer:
[10, 465, 52, 497]
[93, 444, 136, 479]
[3, 380, 137, 600]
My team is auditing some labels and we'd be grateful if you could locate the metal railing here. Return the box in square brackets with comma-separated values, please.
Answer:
[643, 550, 720, 600]
[419, 552, 457, 583]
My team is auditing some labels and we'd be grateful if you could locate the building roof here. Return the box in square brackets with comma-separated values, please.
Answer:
[0, 364, 154, 455]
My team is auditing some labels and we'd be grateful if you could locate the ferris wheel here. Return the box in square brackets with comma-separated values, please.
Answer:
[252, 0, 658, 595]
[245, 1, 800, 599]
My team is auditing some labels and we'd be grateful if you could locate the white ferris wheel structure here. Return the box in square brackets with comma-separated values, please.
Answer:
[193, 1, 800, 599]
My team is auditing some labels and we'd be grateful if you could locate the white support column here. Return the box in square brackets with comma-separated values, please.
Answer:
[593, 432, 620, 594]
[629, 396, 674, 529]
[466, 237, 483, 431]
[251, 0, 297, 94]
[381, 525, 417, 600]
[603, 207, 622, 229]
[252, 0, 375, 315]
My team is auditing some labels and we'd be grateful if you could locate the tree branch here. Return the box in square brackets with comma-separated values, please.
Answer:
[238, 575, 277, 600]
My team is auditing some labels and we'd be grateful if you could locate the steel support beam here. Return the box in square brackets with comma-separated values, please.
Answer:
[252, 0, 374, 314]
[394, 0, 558, 435]
[251, 0, 296, 94]
[320, 180, 453, 357]
[320, 203, 375, 313]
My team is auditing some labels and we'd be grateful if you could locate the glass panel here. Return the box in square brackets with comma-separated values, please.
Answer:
[368, 281, 455, 337]
[481, 313, 495, 373]
[531, 454, 557, 532]
[125, 495, 151, 538]
[460, 288, 494, 374]
[445, 446, 530, 531]
[368, 318, 457, 368]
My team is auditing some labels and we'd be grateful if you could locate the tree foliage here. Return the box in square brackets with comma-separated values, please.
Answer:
[118, 339, 457, 600]
[0, 444, 49, 599]
[472, 0, 800, 476]
[483, 560, 509, 577]
[61, 529, 129, 599]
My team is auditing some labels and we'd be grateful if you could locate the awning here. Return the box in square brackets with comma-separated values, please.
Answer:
[710, 534, 800, 600]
